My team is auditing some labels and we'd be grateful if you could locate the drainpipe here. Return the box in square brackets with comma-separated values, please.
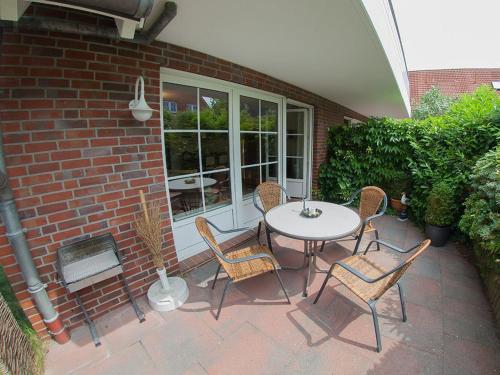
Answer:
[0, 128, 70, 344]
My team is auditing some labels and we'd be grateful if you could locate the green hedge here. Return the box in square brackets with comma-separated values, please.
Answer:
[319, 85, 500, 227]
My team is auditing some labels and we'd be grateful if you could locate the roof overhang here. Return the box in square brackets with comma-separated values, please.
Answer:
[150, 0, 411, 118]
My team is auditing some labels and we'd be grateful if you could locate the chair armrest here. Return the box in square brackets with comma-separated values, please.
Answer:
[208, 220, 255, 235]
[225, 252, 275, 265]
[363, 239, 421, 255]
[334, 260, 402, 284]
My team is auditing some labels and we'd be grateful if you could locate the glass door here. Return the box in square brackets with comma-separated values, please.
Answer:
[286, 107, 308, 198]
[233, 91, 282, 226]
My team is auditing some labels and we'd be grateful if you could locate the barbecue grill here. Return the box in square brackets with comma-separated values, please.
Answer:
[57, 233, 145, 346]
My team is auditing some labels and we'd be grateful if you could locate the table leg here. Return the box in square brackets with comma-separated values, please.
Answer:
[304, 240, 313, 297]
[281, 239, 309, 271]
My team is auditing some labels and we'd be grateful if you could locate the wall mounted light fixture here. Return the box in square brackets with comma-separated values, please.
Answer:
[129, 76, 154, 122]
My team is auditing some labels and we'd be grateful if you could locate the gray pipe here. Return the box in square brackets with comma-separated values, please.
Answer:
[0, 2, 177, 45]
[0, 128, 63, 335]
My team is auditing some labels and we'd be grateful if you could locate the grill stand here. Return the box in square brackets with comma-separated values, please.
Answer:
[57, 233, 145, 347]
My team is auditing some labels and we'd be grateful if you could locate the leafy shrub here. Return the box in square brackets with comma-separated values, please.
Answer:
[319, 85, 500, 227]
[424, 180, 457, 226]
[412, 86, 455, 120]
[459, 148, 500, 273]
[318, 117, 412, 202]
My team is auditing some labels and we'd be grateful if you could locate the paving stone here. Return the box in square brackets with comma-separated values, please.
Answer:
[444, 334, 500, 375]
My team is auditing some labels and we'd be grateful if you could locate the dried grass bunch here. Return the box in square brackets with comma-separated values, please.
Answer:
[135, 193, 164, 269]
[0, 293, 43, 375]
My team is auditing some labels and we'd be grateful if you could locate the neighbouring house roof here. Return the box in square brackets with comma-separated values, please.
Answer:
[409, 68, 500, 105]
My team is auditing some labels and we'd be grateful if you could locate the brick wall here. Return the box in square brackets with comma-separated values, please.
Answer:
[409, 68, 500, 105]
[0, 4, 365, 336]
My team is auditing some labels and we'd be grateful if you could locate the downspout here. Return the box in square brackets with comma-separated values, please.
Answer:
[0, 127, 70, 344]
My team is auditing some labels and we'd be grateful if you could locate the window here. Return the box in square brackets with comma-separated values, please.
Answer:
[164, 101, 177, 113]
[163, 83, 231, 222]
[240, 96, 279, 198]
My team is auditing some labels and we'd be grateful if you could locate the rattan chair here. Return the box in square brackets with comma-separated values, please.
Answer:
[320, 186, 387, 254]
[314, 238, 431, 352]
[253, 182, 289, 251]
[195, 217, 290, 320]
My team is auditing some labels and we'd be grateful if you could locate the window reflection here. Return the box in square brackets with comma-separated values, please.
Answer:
[261, 100, 278, 132]
[287, 158, 303, 179]
[262, 163, 278, 183]
[204, 171, 231, 211]
[200, 89, 229, 130]
[242, 166, 260, 197]
[261, 133, 278, 163]
[163, 83, 198, 130]
[201, 133, 229, 171]
[168, 176, 204, 221]
[164, 133, 199, 177]
[240, 96, 259, 131]
[240, 133, 259, 166]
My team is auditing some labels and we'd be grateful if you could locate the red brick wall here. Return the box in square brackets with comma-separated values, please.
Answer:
[0, 5, 365, 336]
[409, 69, 500, 105]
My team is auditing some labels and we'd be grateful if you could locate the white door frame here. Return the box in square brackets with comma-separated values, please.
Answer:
[284, 99, 314, 199]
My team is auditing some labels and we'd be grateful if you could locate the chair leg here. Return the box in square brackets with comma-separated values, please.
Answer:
[368, 301, 382, 353]
[265, 226, 273, 252]
[216, 279, 232, 320]
[212, 263, 222, 290]
[313, 273, 331, 304]
[397, 282, 407, 322]
[353, 234, 362, 255]
[257, 221, 262, 244]
[274, 268, 291, 304]
[375, 230, 381, 251]
[319, 241, 325, 252]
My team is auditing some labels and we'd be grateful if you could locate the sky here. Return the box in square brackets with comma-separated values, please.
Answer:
[392, 0, 500, 71]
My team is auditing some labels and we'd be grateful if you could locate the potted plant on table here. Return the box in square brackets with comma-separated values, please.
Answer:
[135, 190, 188, 312]
[424, 180, 457, 247]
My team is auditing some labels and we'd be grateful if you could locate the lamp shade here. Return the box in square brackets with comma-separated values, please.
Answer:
[129, 76, 153, 122]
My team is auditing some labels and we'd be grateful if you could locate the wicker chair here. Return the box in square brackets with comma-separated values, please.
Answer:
[320, 186, 387, 254]
[314, 238, 431, 352]
[195, 217, 290, 320]
[253, 182, 289, 251]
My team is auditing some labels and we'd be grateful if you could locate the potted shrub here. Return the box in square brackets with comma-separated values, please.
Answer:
[424, 181, 457, 246]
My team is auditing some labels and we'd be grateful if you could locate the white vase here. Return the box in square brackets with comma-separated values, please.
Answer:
[147, 267, 189, 312]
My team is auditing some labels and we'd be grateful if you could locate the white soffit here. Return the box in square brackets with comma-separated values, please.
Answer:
[151, 0, 410, 118]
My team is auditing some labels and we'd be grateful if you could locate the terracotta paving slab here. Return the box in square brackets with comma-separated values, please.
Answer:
[45, 216, 500, 375]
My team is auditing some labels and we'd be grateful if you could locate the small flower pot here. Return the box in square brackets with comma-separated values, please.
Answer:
[390, 198, 405, 213]
[425, 223, 451, 247]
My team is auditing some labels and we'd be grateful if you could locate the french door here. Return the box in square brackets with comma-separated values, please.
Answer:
[161, 73, 283, 260]
[286, 108, 308, 198]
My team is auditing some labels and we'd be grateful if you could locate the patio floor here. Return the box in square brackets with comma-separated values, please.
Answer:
[45, 216, 500, 375]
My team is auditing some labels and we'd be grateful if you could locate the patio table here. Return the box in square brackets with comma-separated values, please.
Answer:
[169, 177, 217, 211]
[265, 201, 361, 297]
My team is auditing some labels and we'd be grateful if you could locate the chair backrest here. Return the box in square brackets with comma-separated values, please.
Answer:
[195, 217, 223, 256]
[373, 239, 431, 300]
[254, 182, 285, 213]
[358, 186, 386, 222]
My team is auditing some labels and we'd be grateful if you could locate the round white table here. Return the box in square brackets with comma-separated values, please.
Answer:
[265, 201, 361, 296]
[168, 177, 217, 191]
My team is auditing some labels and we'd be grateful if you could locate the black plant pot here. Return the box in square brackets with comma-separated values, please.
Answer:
[425, 223, 451, 247]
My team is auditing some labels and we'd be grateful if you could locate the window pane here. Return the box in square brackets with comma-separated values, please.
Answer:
[287, 111, 304, 134]
[168, 175, 204, 222]
[287, 158, 303, 179]
[201, 132, 229, 171]
[204, 171, 232, 211]
[163, 83, 198, 130]
[261, 133, 278, 163]
[242, 166, 260, 198]
[164, 133, 199, 177]
[240, 96, 259, 131]
[261, 163, 278, 183]
[240, 133, 259, 166]
[200, 89, 229, 130]
[286, 135, 304, 157]
[261, 100, 278, 132]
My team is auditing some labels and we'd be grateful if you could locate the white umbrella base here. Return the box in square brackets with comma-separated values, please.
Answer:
[147, 277, 189, 312]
